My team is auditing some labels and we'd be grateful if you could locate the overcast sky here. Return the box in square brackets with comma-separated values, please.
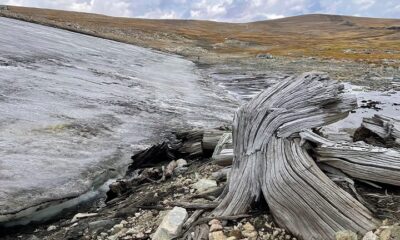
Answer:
[1, 0, 399, 22]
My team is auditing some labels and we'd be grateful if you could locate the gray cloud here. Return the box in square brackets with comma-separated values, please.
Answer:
[1, 0, 399, 22]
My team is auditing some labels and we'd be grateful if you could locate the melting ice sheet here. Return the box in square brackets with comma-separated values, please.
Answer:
[0, 17, 235, 222]
[324, 84, 400, 134]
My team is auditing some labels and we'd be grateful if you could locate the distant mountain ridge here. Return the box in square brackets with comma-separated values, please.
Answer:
[1, 5, 399, 65]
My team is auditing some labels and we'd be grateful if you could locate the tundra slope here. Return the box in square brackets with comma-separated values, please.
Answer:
[0, 17, 236, 224]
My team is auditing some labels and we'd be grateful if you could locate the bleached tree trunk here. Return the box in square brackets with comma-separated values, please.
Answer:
[214, 72, 379, 240]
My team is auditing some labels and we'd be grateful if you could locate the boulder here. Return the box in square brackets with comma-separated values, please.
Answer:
[152, 207, 188, 240]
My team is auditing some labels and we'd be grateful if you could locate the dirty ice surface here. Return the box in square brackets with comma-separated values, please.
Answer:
[324, 84, 400, 136]
[0, 17, 235, 222]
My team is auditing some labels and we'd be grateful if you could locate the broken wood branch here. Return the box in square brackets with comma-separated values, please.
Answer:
[316, 141, 400, 186]
[362, 114, 400, 146]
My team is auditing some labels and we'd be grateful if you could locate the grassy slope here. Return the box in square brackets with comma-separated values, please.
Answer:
[1, 6, 400, 65]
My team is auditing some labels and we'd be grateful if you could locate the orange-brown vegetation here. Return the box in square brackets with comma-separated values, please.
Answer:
[1, 6, 400, 65]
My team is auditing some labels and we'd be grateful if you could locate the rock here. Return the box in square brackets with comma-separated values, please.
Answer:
[192, 179, 217, 192]
[242, 222, 257, 240]
[362, 231, 378, 240]
[165, 160, 177, 177]
[335, 230, 358, 240]
[209, 230, 227, 240]
[174, 159, 188, 174]
[227, 237, 237, 240]
[210, 223, 224, 232]
[152, 206, 188, 240]
[380, 226, 400, 240]
[47, 225, 57, 231]
[209, 219, 222, 226]
[71, 212, 98, 223]
[136, 232, 145, 239]
[111, 223, 124, 234]
[107, 235, 118, 240]
[176, 159, 188, 168]
[126, 228, 138, 235]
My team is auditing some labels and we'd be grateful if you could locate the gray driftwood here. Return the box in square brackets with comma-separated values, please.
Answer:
[214, 72, 378, 240]
[202, 129, 229, 151]
[362, 114, 400, 145]
[212, 132, 233, 166]
[316, 142, 400, 186]
[301, 129, 400, 187]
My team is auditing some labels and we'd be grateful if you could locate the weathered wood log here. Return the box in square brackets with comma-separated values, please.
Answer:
[202, 129, 229, 152]
[176, 130, 204, 157]
[316, 141, 400, 186]
[301, 129, 400, 187]
[127, 142, 175, 174]
[214, 72, 378, 240]
[212, 132, 233, 166]
[362, 114, 400, 145]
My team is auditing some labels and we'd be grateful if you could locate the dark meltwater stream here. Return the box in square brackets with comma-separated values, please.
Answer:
[0, 17, 236, 224]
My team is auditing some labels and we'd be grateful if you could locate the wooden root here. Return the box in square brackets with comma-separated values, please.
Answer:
[214, 72, 379, 240]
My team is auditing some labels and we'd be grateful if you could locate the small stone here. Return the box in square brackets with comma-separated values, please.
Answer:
[152, 207, 188, 240]
[263, 233, 271, 240]
[335, 230, 358, 240]
[126, 228, 137, 235]
[272, 230, 280, 238]
[112, 223, 124, 234]
[176, 159, 188, 168]
[243, 222, 256, 231]
[209, 230, 227, 240]
[136, 232, 145, 239]
[210, 223, 224, 232]
[209, 219, 222, 226]
[380, 226, 400, 240]
[362, 231, 378, 240]
[242, 223, 257, 240]
[47, 225, 57, 231]
[120, 220, 128, 225]
[227, 237, 237, 240]
[192, 179, 217, 192]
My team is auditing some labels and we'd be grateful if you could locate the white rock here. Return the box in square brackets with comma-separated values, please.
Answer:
[111, 223, 124, 234]
[47, 225, 57, 231]
[176, 159, 188, 168]
[71, 212, 98, 223]
[362, 231, 378, 240]
[192, 179, 217, 192]
[152, 207, 188, 240]
[209, 231, 227, 240]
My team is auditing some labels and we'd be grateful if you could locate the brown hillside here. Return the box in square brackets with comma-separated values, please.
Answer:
[1, 6, 400, 65]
